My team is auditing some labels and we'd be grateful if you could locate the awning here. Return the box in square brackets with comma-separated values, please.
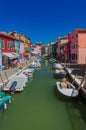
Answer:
[12, 52, 20, 58]
[2, 53, 17, 59]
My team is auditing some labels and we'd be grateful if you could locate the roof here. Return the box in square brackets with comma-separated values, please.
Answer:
[0, 32, 17, 40]
[74, 28, 86, 33]
[61, 36, 68, 40]
[0, 32, 30, 43]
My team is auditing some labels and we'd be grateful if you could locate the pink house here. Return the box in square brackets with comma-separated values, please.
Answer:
[32, 43, 42, 56]
[68, 32, 72, 62]
[71, 29, 86, 64]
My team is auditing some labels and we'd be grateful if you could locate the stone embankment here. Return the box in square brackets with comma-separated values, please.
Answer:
[64, 63, 86, 100]
[0, 56, 36, 89]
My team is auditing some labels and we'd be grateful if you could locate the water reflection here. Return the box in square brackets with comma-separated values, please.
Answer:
[53, 83, 86, 130]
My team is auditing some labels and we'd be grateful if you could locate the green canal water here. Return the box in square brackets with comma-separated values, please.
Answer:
[0, 60, 86, 130]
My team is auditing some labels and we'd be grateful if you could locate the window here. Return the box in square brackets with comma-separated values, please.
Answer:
[8, 42, 15, 49]
[1, 41, 4, 48]
[32, 48, 34, 51]
[76, 34, 78, 38]
[25, 47, 28, 51]
[71, 54, 75, 60]
[76, 43, 79, 48]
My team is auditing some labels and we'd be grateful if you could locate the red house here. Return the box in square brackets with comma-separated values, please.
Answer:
[0, 32, 18, 68]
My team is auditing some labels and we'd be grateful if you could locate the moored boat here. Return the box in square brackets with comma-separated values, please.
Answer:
[0, 92, 12, 111]
[23, 71, 33, 78]
[54, 69, 67, 78]
[3, 75, 27, 93]
[0, 100, 3, 113]
[56, 82, 78, 97]
[48, 58, 57, 64]
[53, 63, 64, 69]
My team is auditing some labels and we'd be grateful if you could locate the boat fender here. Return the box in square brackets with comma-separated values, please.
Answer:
[4, 103, 7, 110]
[9, 99, 11, 103]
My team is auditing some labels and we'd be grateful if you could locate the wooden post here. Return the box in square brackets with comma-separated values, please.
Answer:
[78, 76, 85, 90]
[72, 74, 77, 84]
[0, 72, 4, 87]
[4, 71, 9, 82]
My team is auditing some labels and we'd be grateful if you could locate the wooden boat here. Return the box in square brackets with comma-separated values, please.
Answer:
[48, 58, 57, 64]
[53, 63, 64, 69]
[30, 61, 41, 68]
[0, 100, 3, 113]
[56, 82, 78, 97]
[23, 71, 33, 78]
[54, 69, 67, 78]
[0, 92, 12, 111]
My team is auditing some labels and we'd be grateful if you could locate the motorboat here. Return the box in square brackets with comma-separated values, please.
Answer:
[23, 71, 33, 78]
[0, 91, 12, 111]
[48, 58, 57, 64]
[3, 75, 27, 93]
[30, 61, 41, 68]
[53, 63, 64, 69]
[54, 69, 67, 78]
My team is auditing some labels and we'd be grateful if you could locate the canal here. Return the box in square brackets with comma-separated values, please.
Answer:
[0, 60, 86, 130]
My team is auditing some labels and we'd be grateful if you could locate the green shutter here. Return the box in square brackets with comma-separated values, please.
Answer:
[1, 41, 4, 48]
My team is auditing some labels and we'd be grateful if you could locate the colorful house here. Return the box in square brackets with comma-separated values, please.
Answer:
[58, 36, 68, 62]
[19, 34, 31, 59]
[71, 29, 86, 64]
[48, 42, 52, 57]
[32, 43, 43, 56]
[67, 32, 72, 62]
[15, 40, 20, 54]
[0, 40, 2, 71]
[45, 44, 49, 57]
[19, 41, 24, 64]
[48, 41, 57, 58]
[0, 32, 18, 69]
[52, 42, 57, 59]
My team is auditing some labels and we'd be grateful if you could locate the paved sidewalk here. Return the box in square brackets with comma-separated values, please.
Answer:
[0, 56, 36, 89]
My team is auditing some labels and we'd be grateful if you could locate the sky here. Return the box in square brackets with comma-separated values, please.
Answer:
[0, 0, 86, 44]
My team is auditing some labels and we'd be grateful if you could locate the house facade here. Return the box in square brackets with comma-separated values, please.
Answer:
[0, 32, 17, 68]
[58, 36, 68, 62]
[31, 43, 44, 56]
[67, 32, 72, 62]
[0, 31, 31, 70]
[0, 40, 2, 71]
[71, 29, 86, 64]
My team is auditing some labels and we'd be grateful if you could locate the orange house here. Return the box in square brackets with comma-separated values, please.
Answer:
[24, 38, 30, 57]
[19, 35, 30, 57]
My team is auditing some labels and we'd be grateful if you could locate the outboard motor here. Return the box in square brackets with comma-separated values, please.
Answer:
[9, 81, 17, 93]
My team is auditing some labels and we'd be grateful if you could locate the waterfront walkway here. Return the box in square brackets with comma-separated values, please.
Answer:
[0, 56, 36, 89]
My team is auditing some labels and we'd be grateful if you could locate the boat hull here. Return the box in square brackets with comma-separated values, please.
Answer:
[56, 82, 78, 97]
[54, 72, 66, 78]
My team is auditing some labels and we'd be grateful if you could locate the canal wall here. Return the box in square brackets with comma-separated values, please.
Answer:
[0, 56, 36, 89]
[64, 64, 86, 100]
